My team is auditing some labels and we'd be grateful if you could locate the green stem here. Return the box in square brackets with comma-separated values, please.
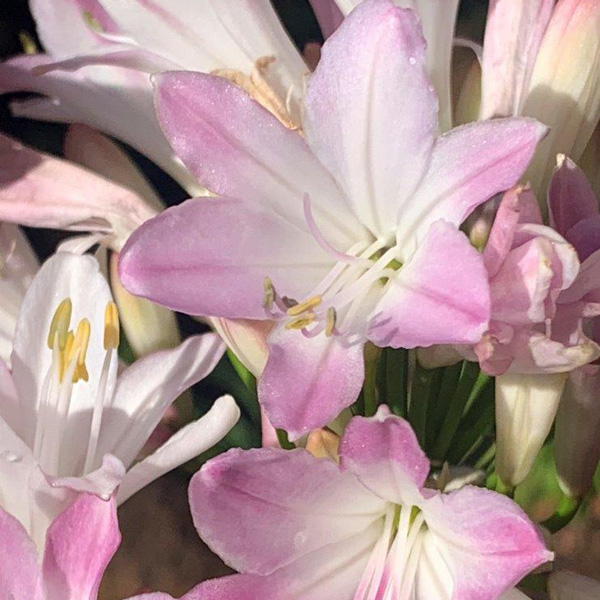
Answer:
[387, 348, 409, 417]
[431, 361, 480, 461]
[227, 349, 256, 392]
[363, 344, 382, 417]
[276, 429, 296, 450]
[542, 493, 581, 533]
[426, 362, 462, 451]
[409, 363, 441, 448]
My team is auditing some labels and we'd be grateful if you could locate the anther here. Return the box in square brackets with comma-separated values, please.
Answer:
[103, 302, 120, 350]
[285, 313, 316, 330]
[262, 277, 275, 310]
[287, 295, 322, 316]
[71, 319, 91, 383]
[47, 298, 72, 350]
[325, 307, 337, 337]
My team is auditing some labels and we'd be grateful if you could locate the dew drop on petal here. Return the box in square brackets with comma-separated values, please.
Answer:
[409, 56, 417, 66]
[0, 450, 22, 463]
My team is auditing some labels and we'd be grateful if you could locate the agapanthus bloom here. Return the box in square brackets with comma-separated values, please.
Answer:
[120, 0, 545, 439]
[0, 492, 119, 600]
[0, 0, 308, 192]
[142, 408, 551, 600]
[0, 250, 239, 550]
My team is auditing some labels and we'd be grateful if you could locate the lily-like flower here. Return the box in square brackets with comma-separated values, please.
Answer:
[120, 0, 545, 440]
[163, 408, 551, 600]
[480, 0, 600, 201]
[549, 571, 600, 600]
[0, 0, 308, 193]
[0, 492, 119, 600]
[309, 0, 460, 132]
[548, 156, 600, 497]
[0, 251, 239, 550]
[0, 223, 38, 363]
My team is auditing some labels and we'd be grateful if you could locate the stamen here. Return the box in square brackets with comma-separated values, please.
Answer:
[262, 277, 275, 311]
[325, 307, 337, 337]
[285, 313, 316, 330]
[103, 301, 120, 350]
[70, 319, 91, 383]
[47, 298, 72, 350]
[286, 295, 322, 316]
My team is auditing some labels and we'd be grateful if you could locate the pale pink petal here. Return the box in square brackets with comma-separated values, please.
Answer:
[119, 197, 334, 319]
[0, 134, 156, 250]
[558, 249, 600, 305]
[258, 327, 365, 440]
[308, 0, 344, 38]
[153, 71, 362, 248]
[339, 409, 429, 504]
[96, 333, 225, 468]
[368, 221, 490, 349]
[483, 187, 542, 279]
[304, 0, 438, 239]
[189, 447, 385, 576]
[42, 493, 120, 600]
[0, 224, 38, 364]
[0, 507, 44, 600]
[422, 486, 552, 600]
[481, 0, 555, 118]
[561, 215, 600, 263]
[398, 118, 547, 255]
[117, 395, 240, 504]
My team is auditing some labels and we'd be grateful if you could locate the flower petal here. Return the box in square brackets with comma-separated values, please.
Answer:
[480, 0, 555, 118]
[117, 395, 240, 504]
[119, 197, 334, 319]
[96, 333, 225, 468]
[42, 493, 120, 600]
[304, 0, 438, 240]
[549, 571, 600, 600]
[0, 134, 156, 250]
[368, 221, 490, 349]
[189, 446, 385, 576]
[398, 118, 547, 255]
[153, 71, 362, 248]
[0, 506, 44, 600]
[422, 485, 552, 600]
[339, 409, 429, 504]
[308, 0, 344, 38]
[258, 327, 365, 440]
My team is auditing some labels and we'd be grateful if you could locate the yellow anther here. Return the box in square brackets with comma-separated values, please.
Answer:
[325, 307, 337, 337]
[285, 313, 316, 330]
[262, 277, 275, 310]
[18, 31, 37, 55]
[286, 296, 322, 317]
[82, 10, 103, 32]
[47, 298, 72, 350]
[103, 302, 120, 350]
[72, 319, 91, 367]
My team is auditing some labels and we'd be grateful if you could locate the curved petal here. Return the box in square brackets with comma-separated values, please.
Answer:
[258, 328, 365, 440]
[339, 409, 429, 504]
[481, 0, 555, 118]
[0, 507, 44, 600]
[96, 333, 225, 468]
[117, 395, 240, 504]
[422, 485, 552, 600]
[119, 197, 334, 319]
[399, 118, 547, 255]
[189, 446, 385, 576]
[10, 253, 116, 449]
[368, 221, 490, 349]
[0, 134, 156, 250]
[42, 493, 121, 600]
[309, 0, 344, 38]
[153, 71, 362, 247]
[0, 224, 38, 364]
[548, 155, 598, 237]
[304, 0, 438, 240]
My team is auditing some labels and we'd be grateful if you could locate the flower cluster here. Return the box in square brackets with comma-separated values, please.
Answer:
[0, 0, 599, 598]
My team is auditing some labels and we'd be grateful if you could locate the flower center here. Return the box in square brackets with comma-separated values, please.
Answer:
[354, 504, 426, 600]
[32, 298, 119, 476]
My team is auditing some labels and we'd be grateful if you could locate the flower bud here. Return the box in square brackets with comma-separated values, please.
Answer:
[496, 372, 567, 487]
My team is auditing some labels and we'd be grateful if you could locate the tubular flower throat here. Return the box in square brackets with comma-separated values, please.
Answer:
[34, 297, 119, 475]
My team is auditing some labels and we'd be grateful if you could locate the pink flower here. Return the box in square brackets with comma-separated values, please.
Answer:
[120, 0, 545, 439]
[134, 408, 551, 600]
[0, 0, 309, 193]
[0, 492, 119, 600]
